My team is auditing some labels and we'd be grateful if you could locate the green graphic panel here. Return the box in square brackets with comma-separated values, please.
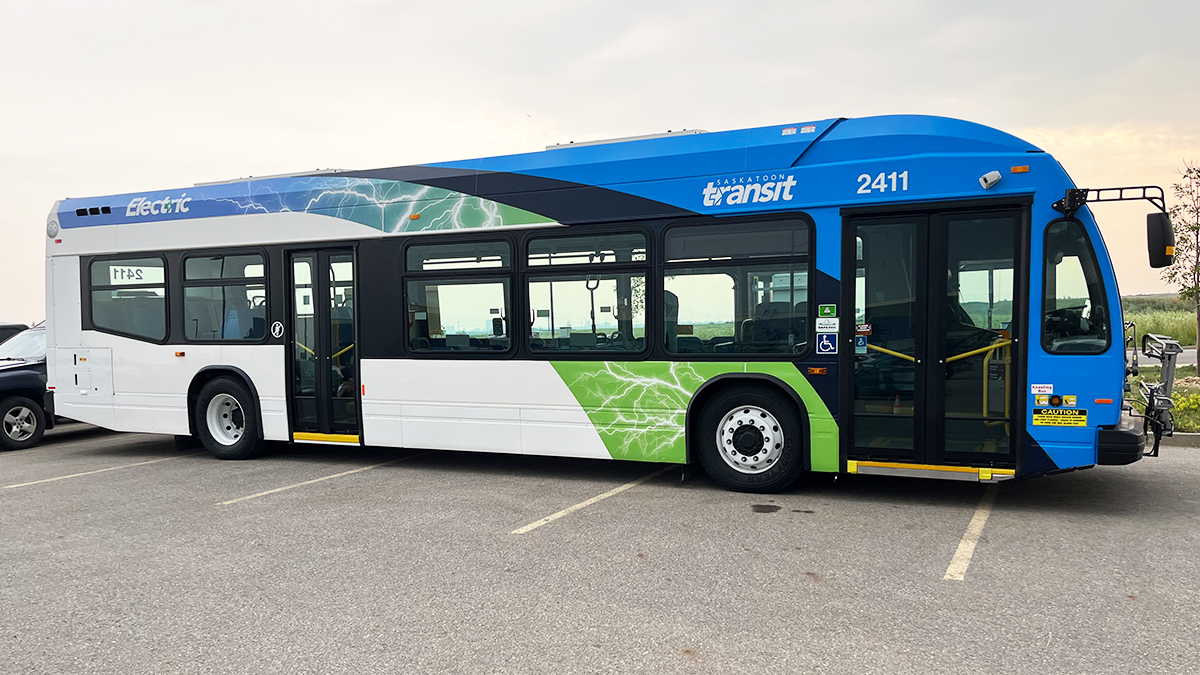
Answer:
[550, 361, 838, 470]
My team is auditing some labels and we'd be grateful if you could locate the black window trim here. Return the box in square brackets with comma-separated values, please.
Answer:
[520, 223, 657, 360]
[179, 247, 271, 345]
[403, 237, 514, 276]
[84, 253, 171, 345]
[659, 212, 816, 361]
[400, 233, 519, 358]
[522, 225, 654, 359]
[1040, 216, 1113, 356]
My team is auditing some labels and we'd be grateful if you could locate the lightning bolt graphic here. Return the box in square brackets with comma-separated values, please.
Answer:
[209, 177, 553, 233]
[556, 361, 707, 462]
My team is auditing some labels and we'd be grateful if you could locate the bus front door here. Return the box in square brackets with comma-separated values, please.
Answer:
[845, 209, 1022, 467]
[289, 250, 361, 444]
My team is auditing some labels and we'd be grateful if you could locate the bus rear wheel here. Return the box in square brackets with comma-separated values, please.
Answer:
[698, 386, 804, 493]
[194, 377, 264, 460]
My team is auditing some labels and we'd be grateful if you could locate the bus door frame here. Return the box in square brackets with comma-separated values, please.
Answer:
[285, 246, 363, 442]
[838, 197, 1032, 470]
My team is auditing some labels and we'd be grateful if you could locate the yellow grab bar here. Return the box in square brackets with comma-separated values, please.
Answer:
[332, 343, 355, 359]
[979, 338, 1012, 433]
[866, 343, 916, 362]
[947, 340, 1013, 363]
[295, 341, 315, 355]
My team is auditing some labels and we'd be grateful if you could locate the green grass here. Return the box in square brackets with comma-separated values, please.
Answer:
[1124, 311, 1197, 346]
[1122, 294, 1193, 314]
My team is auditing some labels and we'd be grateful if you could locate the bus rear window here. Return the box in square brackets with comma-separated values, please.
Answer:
[1042, 220, 1110, 354]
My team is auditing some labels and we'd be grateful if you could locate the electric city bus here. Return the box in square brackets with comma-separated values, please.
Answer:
[42, 115, 1181, 492]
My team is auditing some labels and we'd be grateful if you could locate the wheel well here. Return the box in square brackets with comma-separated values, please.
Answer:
[186, 367, 264, 439]
[0, 389, 47, 414]
[685, 375, 810, 471]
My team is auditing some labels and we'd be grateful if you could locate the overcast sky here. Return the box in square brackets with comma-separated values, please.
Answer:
[2, 0, 1198, 323]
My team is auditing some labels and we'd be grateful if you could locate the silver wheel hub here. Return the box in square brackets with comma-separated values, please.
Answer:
[716, 405, 784, 474]
[205, 393, 245, 446]
[3, 406, 37, 442]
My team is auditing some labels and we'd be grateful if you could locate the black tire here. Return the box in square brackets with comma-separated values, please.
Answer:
[697, 386, 805, 493]
[0, 395, 47, 451]
[194, 377, 265, 460]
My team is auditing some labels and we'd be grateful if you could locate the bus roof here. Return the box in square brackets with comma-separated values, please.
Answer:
[54, 115, 1049, 234]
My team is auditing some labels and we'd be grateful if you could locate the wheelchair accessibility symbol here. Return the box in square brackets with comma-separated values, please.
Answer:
[815, 332, 838, 355]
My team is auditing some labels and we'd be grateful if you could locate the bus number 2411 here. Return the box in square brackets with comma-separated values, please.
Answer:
[856, 171, 909, 194]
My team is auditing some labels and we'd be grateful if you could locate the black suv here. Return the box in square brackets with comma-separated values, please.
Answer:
[0, 322, 28, 344]
[0, 324, 54, 450]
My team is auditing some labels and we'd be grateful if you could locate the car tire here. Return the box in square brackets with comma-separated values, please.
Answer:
[697, 386, 805, 493]
[194, 377, 264, 460]
[0, 395, 46, 451]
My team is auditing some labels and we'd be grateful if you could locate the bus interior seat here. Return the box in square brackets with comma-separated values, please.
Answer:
[748, 301, 795, 344]
[131, 296, 165, 339]
[185, 299, 221, 340]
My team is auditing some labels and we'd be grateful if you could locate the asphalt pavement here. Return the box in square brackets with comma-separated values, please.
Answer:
[1, 424, 1197, 674]
[1128, 346, 1197, 367]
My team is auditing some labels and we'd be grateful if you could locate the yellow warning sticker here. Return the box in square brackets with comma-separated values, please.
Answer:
[1033, 408, 1087, 427]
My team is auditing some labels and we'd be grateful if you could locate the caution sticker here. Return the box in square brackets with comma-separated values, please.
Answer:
[1033, 408, 1088, 427]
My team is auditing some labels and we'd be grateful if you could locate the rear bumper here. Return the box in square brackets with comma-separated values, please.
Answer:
[1098, 407, 1146, 466]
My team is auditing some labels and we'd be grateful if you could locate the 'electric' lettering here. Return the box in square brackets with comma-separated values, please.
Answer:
[126, 193, 192, 217]
[702, 175, 796, 207]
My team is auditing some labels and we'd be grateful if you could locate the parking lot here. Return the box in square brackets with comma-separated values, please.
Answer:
[2, 425, 1198, 675]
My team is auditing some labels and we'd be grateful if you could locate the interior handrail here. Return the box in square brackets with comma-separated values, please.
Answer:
[866, 343, 916, 362]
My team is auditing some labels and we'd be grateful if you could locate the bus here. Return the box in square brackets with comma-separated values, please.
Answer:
[42, 115, 1182, 492]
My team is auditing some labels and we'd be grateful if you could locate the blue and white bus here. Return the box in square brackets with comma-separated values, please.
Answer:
[43, 115, 1180, 492]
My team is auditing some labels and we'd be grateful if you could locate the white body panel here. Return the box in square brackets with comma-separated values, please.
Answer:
[361, 360, 611, 459]
[52, 337, 288, 439]
[50, 211, 379, 257]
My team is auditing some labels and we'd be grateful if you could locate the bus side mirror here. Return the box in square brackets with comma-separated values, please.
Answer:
[1148, 212, 1175, 268]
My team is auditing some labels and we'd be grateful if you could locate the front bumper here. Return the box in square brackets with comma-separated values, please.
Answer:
[1098, 406, 1146, 465]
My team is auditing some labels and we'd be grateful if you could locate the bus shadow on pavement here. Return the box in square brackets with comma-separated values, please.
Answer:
[258, 443, 665, 485]
[985, 466, 1192, 517]
[36, 422, 123, 447]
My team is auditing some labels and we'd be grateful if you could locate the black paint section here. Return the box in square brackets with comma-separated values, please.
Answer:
[341, 166, 695, 225]
[356, 238, 404, 360]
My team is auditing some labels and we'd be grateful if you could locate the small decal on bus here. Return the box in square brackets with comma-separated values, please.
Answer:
[815, 333, 838, 354]
[815, 318, 839, 333]
[1031, 384, 1053, 394]
[1033, 408, 1087, 427]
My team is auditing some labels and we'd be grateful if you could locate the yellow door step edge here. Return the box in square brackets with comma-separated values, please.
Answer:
[848, 460, 1014, 483]
[293, 432, 361, 444]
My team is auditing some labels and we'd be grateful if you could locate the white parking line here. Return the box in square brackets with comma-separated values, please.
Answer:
[218, 452, 430, 505]
[511, 465, 674, 535]
[943, 485, 998, 581]
[3, 453, 205, 489]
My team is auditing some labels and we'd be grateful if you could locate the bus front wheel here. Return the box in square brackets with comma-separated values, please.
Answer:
[698, 386, 804, 493]
[194, 377, 264, 460]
